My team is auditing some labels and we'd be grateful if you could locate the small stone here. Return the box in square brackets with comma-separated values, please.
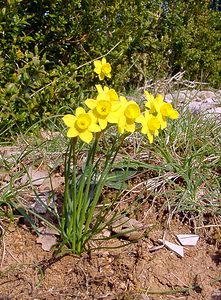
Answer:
[211, 289, 221, 300]
[207, 107, 221, 115]
[198, 91, 216, 100]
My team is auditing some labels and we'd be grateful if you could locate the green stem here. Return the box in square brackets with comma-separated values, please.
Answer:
[76, 133, 100, 253]
[70, 137, 77, 252]
[82, 133, 127, 243]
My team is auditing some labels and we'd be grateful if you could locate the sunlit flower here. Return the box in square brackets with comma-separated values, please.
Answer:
[96, 85, 118, 102]
[63, 107, 101, 143]
[136, 110, 161, 143]
[93, 58, 112, 80]
[144, 91, 179, 129]
[85, 93, 121, 130]
[117, 96, 141, 133]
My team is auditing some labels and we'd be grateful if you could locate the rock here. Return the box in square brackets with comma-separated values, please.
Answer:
[207, 107, 221, 115]
[197, 90, 216, 100]
[211, 289, 221, 300]
[165, 89, 221, 117]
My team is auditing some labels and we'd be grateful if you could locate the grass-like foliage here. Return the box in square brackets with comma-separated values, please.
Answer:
[154, 109, 221, 217]
[0, 59, 220, 255]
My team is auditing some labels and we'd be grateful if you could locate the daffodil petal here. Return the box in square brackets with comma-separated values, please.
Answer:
[76, 107, 86, 116]
[108, 89, 118, 101]
[89, 123, 101, 132]
[154, 129, 159, 137]
[63, 114, 76, 127]
[96, 84, 103, 93]
[147, 131, 154, 143]
[169, 110, 179, 119]
[79, 131, 93, 143]
[144, 91, 155, 102]
[125, 123, 135, 133]
[161, 119, 167, 129]
[97, 93, 110, 101]
[67, 127, 79, 138]
[98, 118, 108, 130]
[118, 116, 126, 133]
[136, 114, 144, 123]
[98, 73, 105, 81]
[85, 98, 97, 109]
[88, 111, 97, 122]
[107, 111, 121, 123]
[94, 60, 101, 68]
[141, 126, 147, 134]
[155, 94, 164, 104]
[103, 86, 109, 93]
[94, 68, 101, 75]
[119, 96, 127, 105]
[112, 102, 121, 111]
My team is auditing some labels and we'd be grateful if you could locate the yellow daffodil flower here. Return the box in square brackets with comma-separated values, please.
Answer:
[93, 58, 112, 80]
[85, 93, 121, 130]
[63, 107, 101, 143]
[144, 91, 179, 129]
[96, 85, 118, 102]
[117, 96, 141, 133]
[136, 110, 161, 143]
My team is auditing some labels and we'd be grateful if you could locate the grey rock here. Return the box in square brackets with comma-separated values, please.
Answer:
[188, 101, 203, 114]
[165, 89, 221, 116]
[207, 107, 221, 115]
[197, 90, 216, 100]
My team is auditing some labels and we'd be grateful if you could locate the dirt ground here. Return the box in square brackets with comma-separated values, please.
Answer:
[0, 216, 221, 300]
[0, 144, 220, 299]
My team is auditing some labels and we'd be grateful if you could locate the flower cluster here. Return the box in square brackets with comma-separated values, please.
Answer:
[63, 59, 179, 143]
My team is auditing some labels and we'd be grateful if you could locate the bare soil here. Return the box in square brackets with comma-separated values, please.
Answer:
[0, 144, 220, 300]
[0, 216, 220, 300]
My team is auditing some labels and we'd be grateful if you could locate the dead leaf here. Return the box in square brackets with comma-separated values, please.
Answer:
[32, 192, 57, 213]
[21, 167, 49, 186]
[39, 175, 64, 192]
[149, 244, 164, 252]
[140, 294, 151, 300]
[38, 225, 60, 236]
[112, 216, 144, 241]
[40, 128, 60, 140]
[36, 234, 57, 251]
[101, 229, 111, 238]
[0, 146, 21, 157]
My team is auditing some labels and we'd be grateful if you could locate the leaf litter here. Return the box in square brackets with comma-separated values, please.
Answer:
[36, 226, 60, 251]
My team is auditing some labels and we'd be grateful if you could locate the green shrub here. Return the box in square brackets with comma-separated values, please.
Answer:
[0, 0, 220, 134]
[159, 0, 221, 85]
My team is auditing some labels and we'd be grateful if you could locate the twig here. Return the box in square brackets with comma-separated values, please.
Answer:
[6, 248, 21, 263]
[0, 223, 6, 269]
[30, 82, 52, 98]
[195, 224, 221, 229]
[75, 40, 122, 70]
[137, 284, 200, 295]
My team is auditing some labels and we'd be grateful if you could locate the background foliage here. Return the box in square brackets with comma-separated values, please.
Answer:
[0, 0, 221, 133]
